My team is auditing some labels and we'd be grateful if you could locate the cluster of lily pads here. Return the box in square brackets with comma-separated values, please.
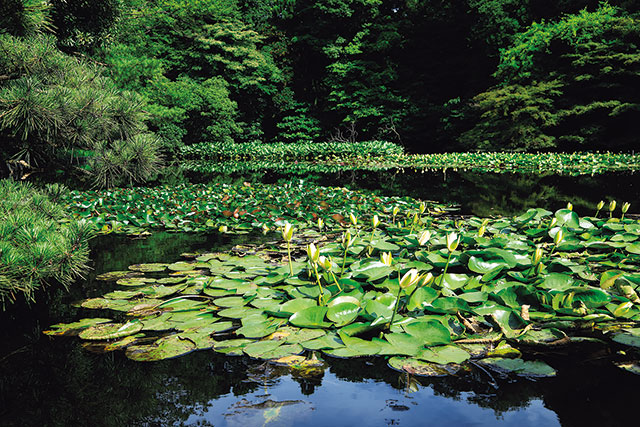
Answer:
[46, 199, 640, 378]
[181, 151, 640, 177]
[63, 181, 453, 235]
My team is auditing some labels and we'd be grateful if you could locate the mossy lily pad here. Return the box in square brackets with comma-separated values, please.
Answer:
[388, 357, 461, 377]
[79, 321, 144, 340]
[43, 318, 113, 336]
[125, 335, 197, 361]
[96, 271, 143, 281]
[128, 263, 168, 272]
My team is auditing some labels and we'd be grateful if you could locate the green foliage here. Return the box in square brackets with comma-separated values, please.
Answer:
[102, 0, 282, 148]
[50, 0, 120, 50]
[0, 34, 161, 187]
[462, 3, 640, 151]
[0, 0, 54, 37]
[179, 140, 403, 160]
[276, 104, 321, 144]
[0, 179, 92, 306]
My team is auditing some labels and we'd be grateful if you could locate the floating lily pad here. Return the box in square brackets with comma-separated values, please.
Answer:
[289, 306, 331, 328]
[79, 321, 144, 340]
[243, 340, 283, 358]
[126, 335, 197, 361]
[43, 318, 113, 336]
[478, 357, 556, 377]
[388, 357, 461, 377]
[128, 263, 168, 272]
[96, 271, 143, 281]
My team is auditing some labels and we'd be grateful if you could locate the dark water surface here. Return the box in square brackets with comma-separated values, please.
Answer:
[2, 173, 640, 426]
[255, 169, 640, 217]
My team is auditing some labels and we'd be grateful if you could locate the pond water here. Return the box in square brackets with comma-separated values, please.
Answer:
[2, 172, 640, 426]
[255, 170, 640, 217]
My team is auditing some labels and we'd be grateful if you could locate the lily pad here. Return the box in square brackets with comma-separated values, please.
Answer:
[126, 335, 197, 361]
[478, 357, 556, 377]
[79, 321, 144, 340]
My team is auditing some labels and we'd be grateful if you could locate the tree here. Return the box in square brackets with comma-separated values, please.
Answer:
[460, 3, 640, 151]
[0, 34, 161, 187]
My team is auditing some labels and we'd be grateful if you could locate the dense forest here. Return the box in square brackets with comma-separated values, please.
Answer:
[1, 0, 640, 185]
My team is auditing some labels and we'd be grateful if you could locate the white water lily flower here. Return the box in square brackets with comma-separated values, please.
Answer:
[533, 246, 543, 265]
[372, 214, 380, 228]
[282, 222, 294, 242]
[307, 243, 320, 263]
[399, 269, 420, 289]
[318, 255, 332, 271]
[349, 213, 358, 226]
[554, 229, 564, 246]
[446, 232, 460, 252]
[380, 252, 392, 266]
[418, 230, 431, 246]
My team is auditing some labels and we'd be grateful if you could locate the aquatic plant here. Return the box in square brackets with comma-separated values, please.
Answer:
[47, 202, 640, 379]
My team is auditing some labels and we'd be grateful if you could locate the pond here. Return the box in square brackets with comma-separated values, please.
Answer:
[2, 172, 640, 426]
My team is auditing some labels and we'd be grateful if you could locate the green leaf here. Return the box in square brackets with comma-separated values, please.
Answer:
[289, 306, 331, 328]
[403, 320, 451, 345]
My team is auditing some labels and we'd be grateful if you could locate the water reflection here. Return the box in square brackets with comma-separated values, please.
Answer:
[290, 170, 640, 217]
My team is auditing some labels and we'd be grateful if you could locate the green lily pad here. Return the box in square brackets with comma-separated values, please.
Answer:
[388, 357, 460, 376]
[289, 306, 331, 328]
[243, 340, 283, 358]
[403, 320, 451, 345]
[478, 357, 556, 377]
[417, 345, 470, 364]
[96, 271, 143, 281]
[128, 263, 168, 272]
[327, 302, 360, 327]
[126, 335, 197, 361]
[79, 321, 144, 340]
[43, 318, 113, 336]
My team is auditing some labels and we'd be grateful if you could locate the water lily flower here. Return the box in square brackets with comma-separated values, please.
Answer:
[307, 243, 320, 263]
[318, 255, 332, 271]
[477, 225, 486, 237]
[553, 229, 564, 246]
[609, 200, 617, 213]
[317, 218, 324, 231]
[622, 202, 630, 214]
[567, 202, 573, 211]
[392, 206, 400, 217]
[399, 269, 420, 289]
[418, 230, 431, 246]
[282, 222, 294, 242]
[349, 213, 358, 226]
[549, 218, 557, 228]
[533, 246, 543, 265]
[371, 214, 380, 228]
[380, 252, 393, 266]
[595, 200, 605, 217]
[446, 232, 460, 252]
[218, 225, 228, 233]
[419, 272, 434, 286]
[419, 202, 426, 214]
[342, 230, 353, 248]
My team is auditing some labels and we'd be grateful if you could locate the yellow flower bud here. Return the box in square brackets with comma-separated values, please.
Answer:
[609, 200, 617, 212]
[566, 202, 573, 211]
[372, 214, 380, 228]
[622, 202, 630, 214]
[533, 246, 543, 265]
[218, 225, 228, 233]
[349, 213, 358, 226]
